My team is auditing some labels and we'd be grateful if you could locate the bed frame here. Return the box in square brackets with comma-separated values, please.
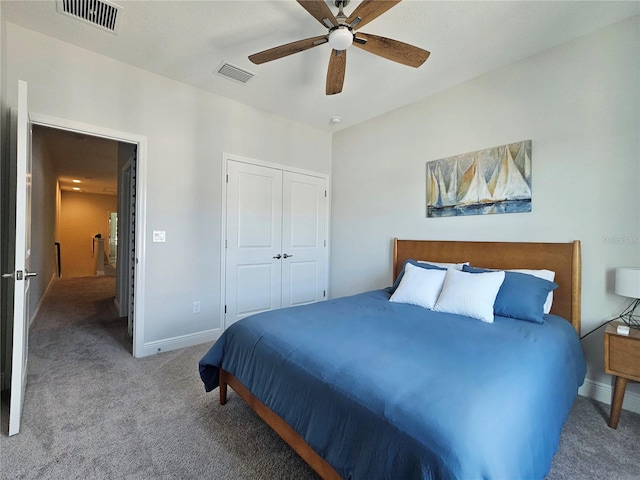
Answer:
[219, 239, 582, 480]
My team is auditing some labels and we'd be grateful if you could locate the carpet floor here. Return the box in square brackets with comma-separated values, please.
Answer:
[1, 276, 639, 479]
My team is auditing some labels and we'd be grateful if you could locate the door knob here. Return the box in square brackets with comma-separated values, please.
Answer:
[2, 270, 38, 280]
[283, 253, 293, 259]
[273, 254, 282, 259]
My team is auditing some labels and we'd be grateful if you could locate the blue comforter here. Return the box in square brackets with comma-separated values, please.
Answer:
[199, 289, 586, 480]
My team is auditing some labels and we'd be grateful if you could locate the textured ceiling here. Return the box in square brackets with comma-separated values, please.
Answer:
[4, 1, 640, 133]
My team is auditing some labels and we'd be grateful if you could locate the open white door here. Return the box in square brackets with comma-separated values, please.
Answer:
[3, 80, 35, 436]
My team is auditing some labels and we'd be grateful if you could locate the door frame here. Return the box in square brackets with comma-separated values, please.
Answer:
[219, 152, 330, 331]
[30, 112, 148, 358]
[117, 159, 132, 322]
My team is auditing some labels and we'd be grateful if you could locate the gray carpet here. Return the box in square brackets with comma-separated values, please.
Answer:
[1, 277, 639, 479]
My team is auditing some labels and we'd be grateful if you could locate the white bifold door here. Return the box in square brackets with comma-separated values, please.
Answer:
[225, 160, 327, 328]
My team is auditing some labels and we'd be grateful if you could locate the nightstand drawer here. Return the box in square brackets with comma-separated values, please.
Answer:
[607, 335, 640, 381]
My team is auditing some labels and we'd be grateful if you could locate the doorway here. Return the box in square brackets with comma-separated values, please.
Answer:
[28, 113, 147, 358]
[33, 125, 136, 350]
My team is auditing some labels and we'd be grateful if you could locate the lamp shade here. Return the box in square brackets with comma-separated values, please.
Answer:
[615, 267, 640, 298]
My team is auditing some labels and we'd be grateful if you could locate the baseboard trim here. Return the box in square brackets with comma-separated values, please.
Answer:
[29, 273, 57, 328]
[579, 378, 640, 414]
[138, 328, 221, 358]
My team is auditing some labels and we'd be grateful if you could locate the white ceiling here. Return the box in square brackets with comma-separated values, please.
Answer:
[4, 0, 640, 133]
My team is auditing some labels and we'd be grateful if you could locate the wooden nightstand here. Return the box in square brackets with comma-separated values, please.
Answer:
[604, 321, 640, 429]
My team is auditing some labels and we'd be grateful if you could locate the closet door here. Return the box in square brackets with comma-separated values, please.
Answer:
[226, 161, 283, 327]
[281, 172, 327, 307]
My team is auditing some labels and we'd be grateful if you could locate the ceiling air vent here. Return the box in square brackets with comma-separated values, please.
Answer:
[56, 0, 123, 34]
[215, 62, 255, 85]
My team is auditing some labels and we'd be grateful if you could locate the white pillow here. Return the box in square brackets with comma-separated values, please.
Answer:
[389, 263, 447, 309]
[508, 269, 555, 314]
[433, 268, 505, 323]
[417, 260, 469, 271]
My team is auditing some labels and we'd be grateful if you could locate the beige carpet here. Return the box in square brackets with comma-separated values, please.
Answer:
[1, 276, 639, 479]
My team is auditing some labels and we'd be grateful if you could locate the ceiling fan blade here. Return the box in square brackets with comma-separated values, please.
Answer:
[353, 33, 430, 68]
[249, 35, 328, 65]
[326, 49, 346, 95]
[347, 0, 402, 30]
[297, 0, 338, 28]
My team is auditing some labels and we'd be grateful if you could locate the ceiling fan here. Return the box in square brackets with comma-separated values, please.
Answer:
[248, 0, 430, 95]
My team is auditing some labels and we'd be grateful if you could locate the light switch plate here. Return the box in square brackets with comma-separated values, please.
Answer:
[152, 231, 166, 243]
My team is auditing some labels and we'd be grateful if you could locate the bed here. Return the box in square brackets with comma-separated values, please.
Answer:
[199, 239, 586, 479]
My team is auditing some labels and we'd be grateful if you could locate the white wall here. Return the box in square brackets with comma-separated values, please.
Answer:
[5, 23, 331, 353]
[331, 17, 640, 404]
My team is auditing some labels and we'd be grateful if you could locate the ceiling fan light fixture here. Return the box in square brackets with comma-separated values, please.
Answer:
[248, 0, 428, 95]
[328, 25, 353, 51]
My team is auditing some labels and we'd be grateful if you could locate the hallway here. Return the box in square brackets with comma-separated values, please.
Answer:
[29, 276, 129, 356]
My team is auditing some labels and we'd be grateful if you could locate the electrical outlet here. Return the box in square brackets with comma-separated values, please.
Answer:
[193, 301, 201, 314]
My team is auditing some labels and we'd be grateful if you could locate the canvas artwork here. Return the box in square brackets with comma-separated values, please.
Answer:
[426, 140, 532, 218]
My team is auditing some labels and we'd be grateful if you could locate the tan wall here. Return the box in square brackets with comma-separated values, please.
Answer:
[59, 191, 117, 277]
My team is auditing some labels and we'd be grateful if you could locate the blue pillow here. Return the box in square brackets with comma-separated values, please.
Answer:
[462, 265, 558, 323]
[389, 259, 446, 294]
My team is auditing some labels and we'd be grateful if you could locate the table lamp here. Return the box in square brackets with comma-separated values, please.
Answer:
[615, 267, 640, 328]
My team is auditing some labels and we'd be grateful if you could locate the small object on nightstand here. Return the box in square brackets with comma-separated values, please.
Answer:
[614, 267, 640, 328]
[617, 324, 630, 336]
[604, 321, 640, 429]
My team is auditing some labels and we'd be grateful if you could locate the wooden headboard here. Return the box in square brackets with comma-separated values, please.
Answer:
[393, 239, 582, 334]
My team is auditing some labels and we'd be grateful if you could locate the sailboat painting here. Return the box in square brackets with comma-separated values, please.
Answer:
[426, 140, 532, 218]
